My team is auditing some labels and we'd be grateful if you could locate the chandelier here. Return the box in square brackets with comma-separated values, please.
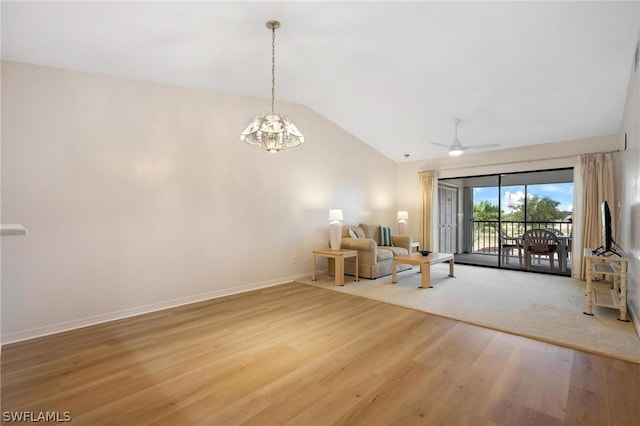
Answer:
[240, 20, 304, 153]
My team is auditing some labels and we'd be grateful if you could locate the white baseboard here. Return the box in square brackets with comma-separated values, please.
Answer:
[628, 301, 640, 339]
[1, 273, 310, 346]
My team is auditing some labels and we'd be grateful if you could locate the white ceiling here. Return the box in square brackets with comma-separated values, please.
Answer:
[2, 1, 639, 162]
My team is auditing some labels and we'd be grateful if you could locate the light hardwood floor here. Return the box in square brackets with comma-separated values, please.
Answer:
[2, 282, 639, 425]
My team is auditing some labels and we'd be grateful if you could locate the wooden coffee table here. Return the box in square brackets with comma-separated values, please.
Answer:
[391, 252, 455, 288]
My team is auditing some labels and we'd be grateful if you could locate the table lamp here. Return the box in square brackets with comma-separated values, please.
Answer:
[328, 209, 343, 250]
[397, 211, 409, 235]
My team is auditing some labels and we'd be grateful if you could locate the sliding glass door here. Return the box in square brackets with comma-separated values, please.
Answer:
[439, 168, 573, 276]
[469, 180, 499, 267]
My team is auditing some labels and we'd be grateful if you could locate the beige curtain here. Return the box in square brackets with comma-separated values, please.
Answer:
[572, 153, 615, 279]
[419, 171, 438, 251]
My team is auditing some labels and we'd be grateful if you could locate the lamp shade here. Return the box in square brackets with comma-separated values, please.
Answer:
[328, 209, 343, 222]
[397, 211, 409, 221]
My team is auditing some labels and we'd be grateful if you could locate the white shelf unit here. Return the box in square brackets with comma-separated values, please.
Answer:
[583, 249, 629, 321]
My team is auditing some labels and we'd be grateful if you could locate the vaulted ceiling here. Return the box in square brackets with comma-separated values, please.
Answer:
[2, 1, 639, 161]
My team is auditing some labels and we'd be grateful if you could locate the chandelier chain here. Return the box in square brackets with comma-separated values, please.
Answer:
[271, 25, 276, 113]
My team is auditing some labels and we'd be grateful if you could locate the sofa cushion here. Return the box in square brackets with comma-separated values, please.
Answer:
[376, 248, 394, 262]
[382, 246, 409, 257]
[359, 223, 381, 244]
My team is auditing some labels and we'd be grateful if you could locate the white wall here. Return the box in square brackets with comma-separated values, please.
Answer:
[0, 61, 398, 343]
[613, 33, 640, 333]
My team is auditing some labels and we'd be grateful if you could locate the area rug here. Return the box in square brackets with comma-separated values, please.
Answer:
[297, 264, 640, 363]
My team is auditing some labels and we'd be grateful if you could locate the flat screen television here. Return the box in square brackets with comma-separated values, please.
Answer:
[592, 200, 622, 257]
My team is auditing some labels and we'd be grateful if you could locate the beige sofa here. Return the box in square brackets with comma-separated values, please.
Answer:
[340, 223, 413, 279]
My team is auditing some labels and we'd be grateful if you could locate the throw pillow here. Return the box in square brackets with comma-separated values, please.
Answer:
[349, 227, 363, 238]
[380, 226, 393, 246]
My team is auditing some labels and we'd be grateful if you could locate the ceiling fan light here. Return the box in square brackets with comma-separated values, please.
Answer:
[449, 147, 464, 156]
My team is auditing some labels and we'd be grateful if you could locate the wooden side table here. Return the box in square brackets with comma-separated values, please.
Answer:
[410, 242, 420, 254]
[312, 249, 358, 286]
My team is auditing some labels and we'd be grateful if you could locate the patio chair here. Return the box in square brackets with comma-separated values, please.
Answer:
[499, 229, 522, 266]
[545, 227, 572, 268]
[522, 229, 558, 270]
[540, 229, 565, 264]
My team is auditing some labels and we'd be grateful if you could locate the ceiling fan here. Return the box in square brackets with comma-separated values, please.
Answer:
[432, 119, 500, 156]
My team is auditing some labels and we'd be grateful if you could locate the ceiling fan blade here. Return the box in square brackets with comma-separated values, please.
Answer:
[464, 143, 501, 150]
[430, 142, 451, 148]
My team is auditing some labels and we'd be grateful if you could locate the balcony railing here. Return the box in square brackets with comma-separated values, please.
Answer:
[472, 220, 573, 254]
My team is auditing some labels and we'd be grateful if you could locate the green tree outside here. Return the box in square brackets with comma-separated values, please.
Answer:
[473, 200, 499, 221]
[502, 195, 566, 222]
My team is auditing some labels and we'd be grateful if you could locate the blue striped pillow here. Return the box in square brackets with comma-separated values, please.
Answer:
[349, 227, 363, 238]
[380, 226, 392, 246]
